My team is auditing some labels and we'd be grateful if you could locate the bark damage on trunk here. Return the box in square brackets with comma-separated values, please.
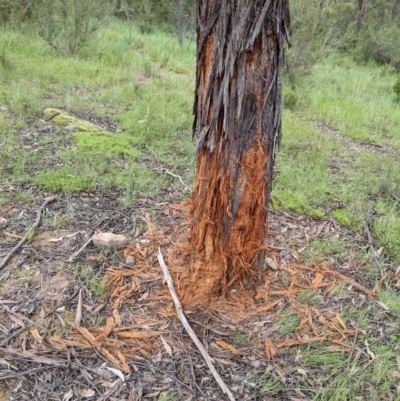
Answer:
[188, 0, 290, 303]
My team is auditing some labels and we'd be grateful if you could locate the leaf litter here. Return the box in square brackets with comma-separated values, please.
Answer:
[0, 192, 395, 400]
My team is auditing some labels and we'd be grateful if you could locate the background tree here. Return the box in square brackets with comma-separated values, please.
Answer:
[357, 0, 370, 30]
[28, 0, 116, 55]
[188, 0, 290, 301]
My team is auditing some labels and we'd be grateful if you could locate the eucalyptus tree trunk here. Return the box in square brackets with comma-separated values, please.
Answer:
[189, 0, 290, 297]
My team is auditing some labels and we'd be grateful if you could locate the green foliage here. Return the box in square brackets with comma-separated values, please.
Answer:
[28, 0, 116, 55]
[0, 0, 30, 27]
[285, 0, 356, 87]
[276, 56, 400, 262]
[377, 286, 400, 313]
[355, 1, 400, 71]
[394, 74, 400, 102]
[158, 392, 179, 401]
[301, 345, 399, 401]
[0, 21, 195, 202]
[286, 0, 400, 87]
[116, 0, 195, 44]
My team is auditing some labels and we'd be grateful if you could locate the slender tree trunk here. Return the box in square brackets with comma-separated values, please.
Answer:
[357, 0, 370, 31]
[189, 0, 290, 300]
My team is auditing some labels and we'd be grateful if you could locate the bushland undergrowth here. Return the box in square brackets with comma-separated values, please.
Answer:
[1, 18, 400, 401]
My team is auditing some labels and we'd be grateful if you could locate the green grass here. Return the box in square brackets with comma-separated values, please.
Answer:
[1, 18, 400, 401]
[300, 346, 399, 401]
[278, 312, 301, 335]
[297, 290, 318, 305]
[276, 55, 400, 262]
[70, 263, 106, 296]
[0, 19, 195, 202]
[294, 56, 400, 148]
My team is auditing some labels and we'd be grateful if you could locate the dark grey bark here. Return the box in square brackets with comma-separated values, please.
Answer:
[188, 0, 290, 300]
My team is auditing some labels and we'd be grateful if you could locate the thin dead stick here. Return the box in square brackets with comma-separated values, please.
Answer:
[75, 288, 83, 326]
[67, 233, 96, 263]
[330, 270, 373, 296]
[365, 222, 384, 277]
[67, 219, 111, 263]
[1, 305, 45, 330]
[162, 168, 192, 193]
[96, 378, 123, 401]
[157, 248, 235, 401]
[0, 196, 58, 271]
[0, 326, 26, 347]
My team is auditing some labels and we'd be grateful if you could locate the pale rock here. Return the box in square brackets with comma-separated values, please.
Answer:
[92, 232, 129, 249]
[125, 255, 135, 266]
[0, 217, 7, 228]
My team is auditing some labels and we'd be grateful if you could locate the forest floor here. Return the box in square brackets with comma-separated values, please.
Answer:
[1, 20, 400, 401]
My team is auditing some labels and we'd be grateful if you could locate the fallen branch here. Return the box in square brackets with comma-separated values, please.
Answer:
[157, 248, 235, 401]
[0, 196, 58, 271]
[330, 270, 373, 296]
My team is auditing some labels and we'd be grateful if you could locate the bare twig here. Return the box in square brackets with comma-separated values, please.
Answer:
[347, 324, 359, 367]
[96, 378, 123, 401]
[330, 270, 373, 296]
[67, 233, 96, 263]
[75, 288, 83, 326]
[0, 326, 26, 347]
[162, 168, 192, 193]
[43, 287, 81, 319]
[0, 196, 58, 271]
[1, 305, 45, 331]
[67, 219, 111, 263]
[365, 222, 384, 276]
[157, 248, 235, 401]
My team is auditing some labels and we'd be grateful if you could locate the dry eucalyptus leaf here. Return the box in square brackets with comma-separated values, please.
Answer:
[160, 336, 173, 357]
[105, 366, 125, 382]
[63, 389, 73, 401]
[78, 388, 95, 398]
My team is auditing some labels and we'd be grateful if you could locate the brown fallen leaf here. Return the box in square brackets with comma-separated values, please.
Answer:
[144, 391, 160, 398]
[9, 314, 25, 328]
[310, 272, 325, 288]
[112, 308, 122, 326]
[278, 336, 327, 347]
[116, 331, 165, 339]
[215, 340, 240, 355]
[96, 317, 115, 340]
[3, 230, 23, 239]
[160, 336, 173, 357]
[265, 339, 276, 360]
[334, 313, 347, 330]
[249, 299, 282, 316]
[30, 328, 43, 344]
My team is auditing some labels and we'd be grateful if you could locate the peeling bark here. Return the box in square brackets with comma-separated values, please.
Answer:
[188, 0, 290, 300]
